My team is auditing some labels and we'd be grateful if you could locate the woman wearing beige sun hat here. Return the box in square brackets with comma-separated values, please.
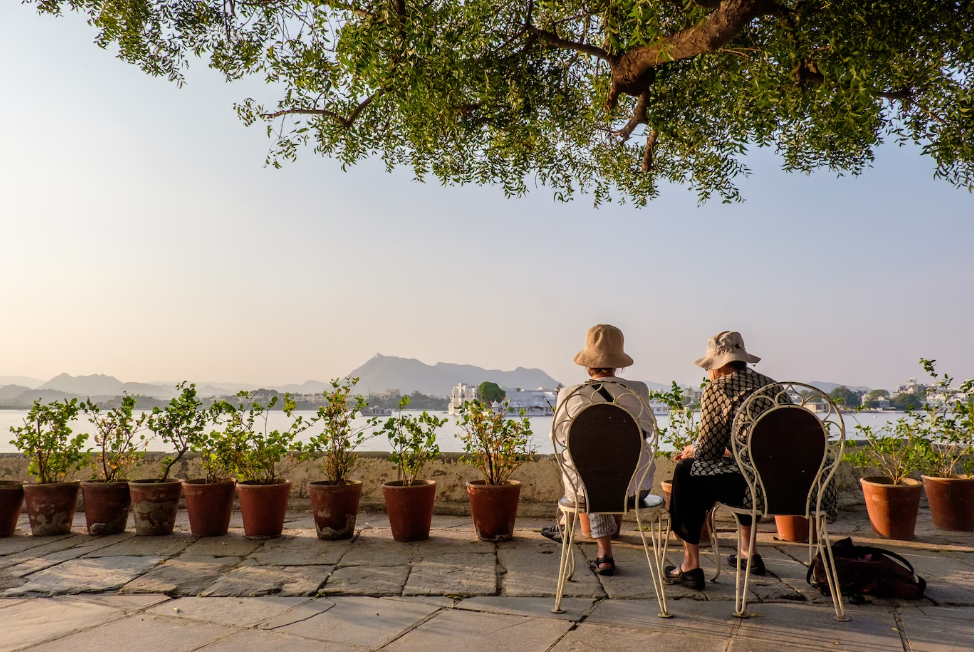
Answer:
[542, 325, 656, 577]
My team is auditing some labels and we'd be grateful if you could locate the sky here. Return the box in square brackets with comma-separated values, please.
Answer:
[1, 5, 972, 392]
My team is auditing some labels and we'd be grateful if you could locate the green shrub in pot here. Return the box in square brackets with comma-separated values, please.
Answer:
[79, 394, 148, 534]
[9, 399, 87, 535]
[378, 396, 446, 541]
[181, 403, 245, 537]
[218, 391, 311, 537]
[301, 377, 376, 539]
[457, 399, 534, 541]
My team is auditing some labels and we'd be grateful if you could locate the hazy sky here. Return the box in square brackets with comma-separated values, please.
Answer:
[2, 5, 972, 391]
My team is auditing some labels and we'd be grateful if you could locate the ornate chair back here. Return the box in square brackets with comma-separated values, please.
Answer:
[566, 403, 643, 514]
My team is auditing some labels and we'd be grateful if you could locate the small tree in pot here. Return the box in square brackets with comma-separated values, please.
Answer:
[303, 377, 375, 540]
[181, 404, 244, 537]
[9, 399, 87, 536]
[915, 359, 974, 531]
[379, 396, 446, 542]
[80, 394, 148, 535]
[650, 382, 699, 504]
[846, 412, 928, 540]
[458, 399, 534, 541]
[133, 382, 209, 535]
[220, 391, 310, 538]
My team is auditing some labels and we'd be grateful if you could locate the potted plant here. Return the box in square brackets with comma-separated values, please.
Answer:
[9, 399, 87, 536]
[135, 382, 207, 535]
[457, 399, 534, 541]
[220, 391, 310, 538]
[378, 396, 446, 542]
[181, 404, 243, 537]
[650, 383, 699, 508]
[79, 395, 148, 535]
[916, 359, 974, 531]
[303, 377, 374, 540]
[846, 411, 927, 540]
[0, 480, 23, 537]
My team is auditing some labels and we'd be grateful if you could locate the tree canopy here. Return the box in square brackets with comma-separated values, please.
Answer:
[477, 382, 507, 404]
[32, 0, 974, 205]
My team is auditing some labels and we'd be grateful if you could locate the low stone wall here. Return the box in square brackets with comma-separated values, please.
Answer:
[0, 451, 869, 518]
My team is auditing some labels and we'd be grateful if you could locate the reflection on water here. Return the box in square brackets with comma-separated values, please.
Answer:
[0, 409, 905, 456]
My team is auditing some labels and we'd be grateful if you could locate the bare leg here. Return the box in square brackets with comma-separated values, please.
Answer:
[681, 541, 701, 572]
[740, 525, 756, 558]
[596, 536, 613, 571]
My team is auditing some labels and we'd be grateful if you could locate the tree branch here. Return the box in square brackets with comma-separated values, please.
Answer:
[262, 90, 384, 126]
[607, 0, 783, 109]
[612, 90, 651, 141]
[525, 24, 612, 61]
[642, 129, 659, 172]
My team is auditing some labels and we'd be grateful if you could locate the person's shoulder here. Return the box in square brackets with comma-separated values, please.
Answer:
[557, 384, 584, 403]
[612, 377, 650, 397]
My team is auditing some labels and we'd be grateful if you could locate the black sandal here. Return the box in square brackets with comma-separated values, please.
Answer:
[728, 553, 766, 576]
[664, 565, 705, 590]
[540, 524, 564, 544]
[594, 556, 616, 576]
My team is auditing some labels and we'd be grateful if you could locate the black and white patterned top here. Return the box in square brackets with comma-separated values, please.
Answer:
[691, 367, 838, 521]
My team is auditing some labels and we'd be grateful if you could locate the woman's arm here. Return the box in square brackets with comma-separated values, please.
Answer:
[693, 384, 731, 462]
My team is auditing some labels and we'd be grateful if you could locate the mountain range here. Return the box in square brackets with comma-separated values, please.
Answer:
[0, 357, 872, 407]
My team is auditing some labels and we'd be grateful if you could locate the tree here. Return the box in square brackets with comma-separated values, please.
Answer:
[477, 382, 507, 405]
[829, 386, 862, 409]
[30, 1, 974, 205]
[863, 388, 890, 409]
[891, 392, 926, 412]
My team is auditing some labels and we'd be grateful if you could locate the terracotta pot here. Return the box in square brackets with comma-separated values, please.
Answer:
[183, 480, 236, 537]
[129, 479, 182, 536]
[0, 481, 25, 537]
[922, 475, 974, 531]
[23, 482, 80, 536]
[382, 480, 436, 542]
[237, 480, 290, 538]
[774, 515, 811, 543]
[309, 481, 363, 540]
[467, 480, 521, 542]
[661, 481, 673, 510]
[860, 477, 922, 540]
[81, 481, 131, 535]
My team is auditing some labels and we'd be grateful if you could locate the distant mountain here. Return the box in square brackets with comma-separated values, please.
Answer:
[1, 388, 83, 408]
[346, 354, 561, 396]
[809, 381, 871, 393]
[0, 385, 32, 401]
[0, 376, 44, 389]
[39, 373, 177, 399]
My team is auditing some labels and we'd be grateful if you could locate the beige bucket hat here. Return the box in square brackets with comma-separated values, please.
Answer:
[574, 324, 634, 369]
[693, 331, 761, 370]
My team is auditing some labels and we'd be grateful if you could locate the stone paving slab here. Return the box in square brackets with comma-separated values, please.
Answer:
[181, 535, 262, 558]
[121, 555, 242, 596]
[587, 597, 742, 638]
[498, 536, 604, 598]
[902, 606, 974, 652]
[269, 595, 440, 648]
[456, 595, 596, 620]
[552, 622, 728, 652]
[382, 608, 573, 652]
[3, 556, 164, 597]
[82, 533, 195, 558]
[0, 597, 122, 652]
[24, 614, 234, 652]
[63, 593, 170, 613]
[200, 562, 333, 597]
[403, 551, 497, 596]
[319, 564, 410, 596]
[246, 530, 350, 566]
[148, 595, 310, 626]
[195, 627, 361, 652]
[734, 603, 902, 652]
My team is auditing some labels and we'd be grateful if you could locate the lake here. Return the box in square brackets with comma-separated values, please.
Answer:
[0, 409, 906, 456]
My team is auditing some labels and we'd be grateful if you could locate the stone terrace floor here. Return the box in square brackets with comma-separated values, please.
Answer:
[2, 505, 973, 651]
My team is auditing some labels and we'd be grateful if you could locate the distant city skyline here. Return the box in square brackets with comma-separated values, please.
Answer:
[1, 5, 972, 391]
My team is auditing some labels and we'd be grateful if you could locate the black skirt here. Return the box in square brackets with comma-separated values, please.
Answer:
[668, 458, 752, 545]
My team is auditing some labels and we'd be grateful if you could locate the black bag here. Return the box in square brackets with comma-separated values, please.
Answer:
[807, 537, 926, 600]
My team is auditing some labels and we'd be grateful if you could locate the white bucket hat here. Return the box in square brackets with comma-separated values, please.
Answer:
[574, 324, 634, 369]
[693, 331, 761, 371]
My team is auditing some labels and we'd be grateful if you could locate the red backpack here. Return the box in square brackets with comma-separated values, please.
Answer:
[807, 538, 926, 600]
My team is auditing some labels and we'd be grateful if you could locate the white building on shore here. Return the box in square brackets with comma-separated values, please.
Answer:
[448, 383, 479, 415]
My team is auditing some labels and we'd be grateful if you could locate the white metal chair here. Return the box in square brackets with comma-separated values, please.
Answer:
[550, 380, 670, 617]
[714, 382, 848, 620]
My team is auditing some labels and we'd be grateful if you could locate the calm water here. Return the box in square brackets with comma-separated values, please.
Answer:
[0, 409, 904, 456]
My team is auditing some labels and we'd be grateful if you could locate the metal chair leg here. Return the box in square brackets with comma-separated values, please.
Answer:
[551, 508, 573, 614]
[707, 507, 721, 582]
[636, 507, 671, 618]
[732, 511, 758, 618]
[818, 517, 849, 622]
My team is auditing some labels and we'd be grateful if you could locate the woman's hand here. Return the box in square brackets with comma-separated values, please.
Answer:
[675, 444, 695, 461]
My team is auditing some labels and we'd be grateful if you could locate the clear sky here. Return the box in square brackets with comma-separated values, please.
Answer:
[1, 5, 972, 391]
